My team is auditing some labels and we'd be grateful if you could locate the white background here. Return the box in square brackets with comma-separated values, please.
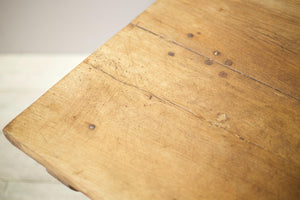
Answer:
[0, 0, 155, 53]
[0, 0, 155, 199]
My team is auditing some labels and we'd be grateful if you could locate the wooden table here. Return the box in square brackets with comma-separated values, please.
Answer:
[3, 0, 300, 199]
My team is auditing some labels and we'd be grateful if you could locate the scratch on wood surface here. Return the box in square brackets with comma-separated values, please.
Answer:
[249, 26, 297, 55]
[84, 61, 204, 121]
[83, 61, 285, 160]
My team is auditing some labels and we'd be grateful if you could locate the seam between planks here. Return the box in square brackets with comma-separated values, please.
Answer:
[84, 61, 205, 121]
[131, 23, 300, 102]
[84, 61, 299, 170]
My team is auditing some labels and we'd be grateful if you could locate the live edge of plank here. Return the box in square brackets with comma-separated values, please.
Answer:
[3, 0, 300, 200]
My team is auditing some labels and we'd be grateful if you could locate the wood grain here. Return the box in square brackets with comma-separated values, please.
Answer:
[132, 0, 300, 99]
[86, 24, 300, 166]
[3, 0, 300, 199]
[3, 24, 300, 199]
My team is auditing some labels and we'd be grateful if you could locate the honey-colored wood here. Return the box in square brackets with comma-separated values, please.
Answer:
[3, 0, 300, 199]
[133, 0, 300, 99]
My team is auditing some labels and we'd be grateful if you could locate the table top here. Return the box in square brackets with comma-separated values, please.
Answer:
[3, 0, 300, 199]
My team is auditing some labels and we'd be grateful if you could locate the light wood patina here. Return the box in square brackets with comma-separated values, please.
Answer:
[3, 0, 300, 199]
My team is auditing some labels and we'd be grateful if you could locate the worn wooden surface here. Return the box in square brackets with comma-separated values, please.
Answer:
[3, 0, 300, 199]
[133, 0, 300, 99]
[0, 54, 89, 200]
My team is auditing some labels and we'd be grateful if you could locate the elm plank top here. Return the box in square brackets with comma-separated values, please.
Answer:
[133, 0, 300, 99]
[3, 0, 300, 199]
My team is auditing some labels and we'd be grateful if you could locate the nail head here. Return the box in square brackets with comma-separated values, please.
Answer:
[225, 60, 233, 66]
[204, 59, 213, 65]
[89, 124, 95, 130]
[213, 50, 220, 56]
[187, 33, 194, 38]
[168, 51, 175, 56]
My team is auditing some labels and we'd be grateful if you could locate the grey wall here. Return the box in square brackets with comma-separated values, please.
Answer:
[0, 0, 155, 53]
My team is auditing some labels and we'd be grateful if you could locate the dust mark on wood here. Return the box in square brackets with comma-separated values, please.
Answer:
[217, 113, 228, 122]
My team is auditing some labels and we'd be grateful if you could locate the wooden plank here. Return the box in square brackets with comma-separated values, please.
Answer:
[3, 24, 300, 199]
[132, 0, 300, 99]
[86, 24, 300, 165]
[0, 54, 88, 199]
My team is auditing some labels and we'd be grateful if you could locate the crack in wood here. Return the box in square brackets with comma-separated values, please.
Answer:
[132, 23, 300, 102]
[84, 61, 204, 121]
[83, 61, 293, 164]
[84, 51, 300, 170]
